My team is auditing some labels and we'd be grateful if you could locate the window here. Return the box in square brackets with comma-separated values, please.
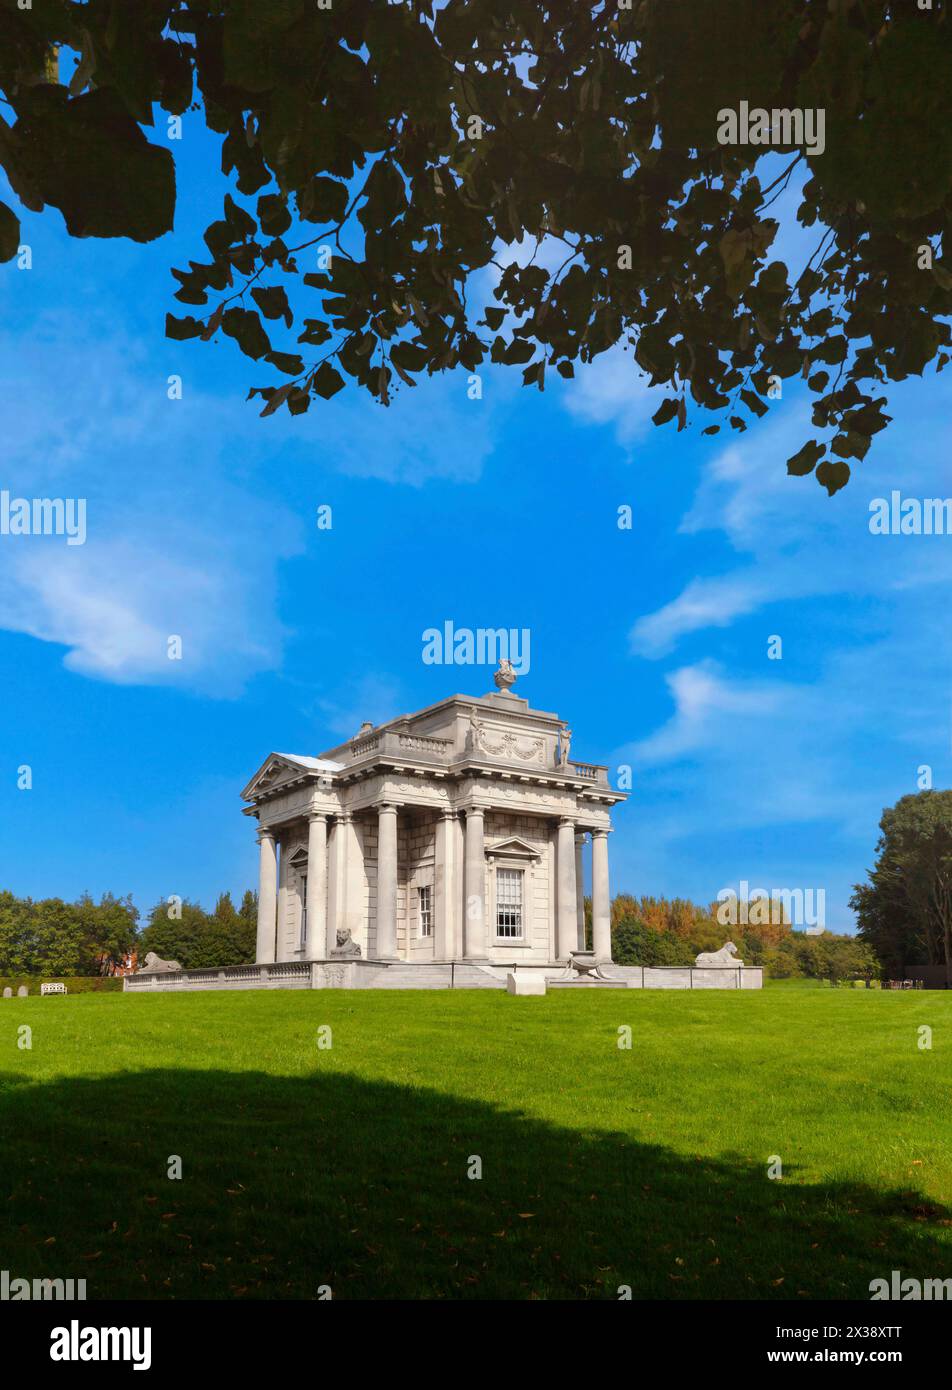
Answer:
[300, 876, 308, 949]
[419, 884, 433, 938]
[496, 868, 523, 939]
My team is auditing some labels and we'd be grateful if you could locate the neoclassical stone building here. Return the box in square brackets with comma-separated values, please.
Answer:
[241, 681, 626, 969]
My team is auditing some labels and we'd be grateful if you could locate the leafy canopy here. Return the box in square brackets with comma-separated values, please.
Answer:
[852, 790, 952, 982]
[4, 0, 952, 490]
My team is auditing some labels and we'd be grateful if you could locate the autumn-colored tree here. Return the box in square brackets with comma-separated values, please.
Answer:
[3, 2, 952, 488]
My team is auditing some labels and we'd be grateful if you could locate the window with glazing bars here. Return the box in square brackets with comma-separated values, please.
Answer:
[496, 868, 523, 938]
[419, 884, 433, 937]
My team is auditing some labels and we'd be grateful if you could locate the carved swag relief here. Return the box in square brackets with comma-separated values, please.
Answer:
[469, 708, 546, 765]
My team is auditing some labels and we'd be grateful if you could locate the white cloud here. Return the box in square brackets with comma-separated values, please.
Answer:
[474, 238, 658, 453]
[560, 344, 655, 449]
[630, 572, 772, 657]
[630, 661, 787, 764]
[0, 313, 299, 693]
[296, 370, 497, 486]
[311, 674, 403, 743]
[616, 372, 952, 929]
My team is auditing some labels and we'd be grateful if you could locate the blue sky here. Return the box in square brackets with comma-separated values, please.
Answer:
[1, 123, 950, 932]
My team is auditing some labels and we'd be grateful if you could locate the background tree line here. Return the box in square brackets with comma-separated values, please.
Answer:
[0, 889, 258, 976]
[599, 892, 878, 984]
[1, 882, 873, 981]
[6, 778, 949, 982]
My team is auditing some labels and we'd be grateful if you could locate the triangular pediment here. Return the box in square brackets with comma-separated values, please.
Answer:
[241, 753, 339, 801]
[485, 835, 542, 863]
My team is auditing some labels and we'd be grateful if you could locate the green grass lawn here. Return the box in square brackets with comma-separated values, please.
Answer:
[1, 988, 950, 1300]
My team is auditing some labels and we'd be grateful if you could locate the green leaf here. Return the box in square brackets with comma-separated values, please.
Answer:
[0, 201, 20, 263]
[257, 194, 291, 237]
[830, 431, 870, 462]
[502, 337, 534, 365]
[13, 88, 174, 242]
[297, 177, 349, 224]
[267, 351, 304, 376]
[259, 384, 293, 418]
[652, 398, 679, 427]
[166, 313, 204, 341]
[251, 285, 292, 324]
[740, 388, 768, 418]
[786, 441, 825, 477]
[221, 307, 271, 360]
[224, 194, 256, 240]
[816, 459, 851, 496]
[312, 362, 345, 399]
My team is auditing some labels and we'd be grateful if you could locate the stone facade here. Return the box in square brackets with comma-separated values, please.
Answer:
[240, 686, 626, 967]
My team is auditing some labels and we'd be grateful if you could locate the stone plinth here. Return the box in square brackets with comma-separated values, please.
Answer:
[506, 970, 547, 996]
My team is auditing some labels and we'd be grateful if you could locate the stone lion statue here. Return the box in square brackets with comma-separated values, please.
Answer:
[331, 928, 361, 958]
[695, 942, 744, 967]
[139, 951, 182, 974]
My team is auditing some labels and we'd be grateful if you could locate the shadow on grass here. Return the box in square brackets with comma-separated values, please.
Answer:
[0, 1067, 949, 1300]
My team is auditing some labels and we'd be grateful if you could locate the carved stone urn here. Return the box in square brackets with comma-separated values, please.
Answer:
[493, 659, 516, 693]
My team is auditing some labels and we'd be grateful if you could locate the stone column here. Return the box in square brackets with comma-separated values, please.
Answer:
[556, 818, 579, 960]
[255, 827, 278, 964]
[376, 803, 399, 960]
[305, 812, 328, 958]
[276, 837, 290, 961]
[463, 806, 488, 960]
[591, 828, 612, 962]
[435, 810, 457, 960]
[326, 813, 351, 957]
[575, 832, 586, 951]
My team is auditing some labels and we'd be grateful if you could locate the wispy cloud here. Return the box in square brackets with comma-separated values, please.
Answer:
[615, 373, 952, 928]
[311, 673, 403, 743]
[560, 344, 655, 450]
[630, 660, 788, 764]
[0, 312, 299, 693]
[631, 573, 772, 657]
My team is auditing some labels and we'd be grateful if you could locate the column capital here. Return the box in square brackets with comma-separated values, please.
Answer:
[376, 801, 400, 815]
[335, 811, 353, 825]
[590, 826, 612, 839]
[462, 804, 485, 819]
[307, 809, 329, 824]
[440, 808, 458, 822]
[558, 815, 578, 829]
[256, 825, 276, 844]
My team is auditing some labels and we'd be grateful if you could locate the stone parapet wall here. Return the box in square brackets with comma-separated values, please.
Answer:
[607, 965, 763, 990]
[124, 961, 764, 992]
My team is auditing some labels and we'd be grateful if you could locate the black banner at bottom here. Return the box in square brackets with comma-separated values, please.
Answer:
[5, 1297, 949, 1373]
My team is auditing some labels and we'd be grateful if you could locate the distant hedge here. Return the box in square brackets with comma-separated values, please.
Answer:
[0, 976, 124, 995]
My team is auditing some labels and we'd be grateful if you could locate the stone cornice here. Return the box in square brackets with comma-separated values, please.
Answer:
[325, 753, 625, 801]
